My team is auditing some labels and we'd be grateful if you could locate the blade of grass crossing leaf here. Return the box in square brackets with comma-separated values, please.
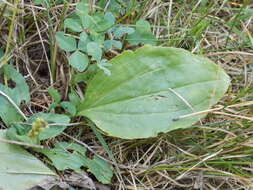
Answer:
[89, 123, 125, 187]
[51, 0, 71, 80]
[225, 4, 247, 47]
[0, 90, 27, 121]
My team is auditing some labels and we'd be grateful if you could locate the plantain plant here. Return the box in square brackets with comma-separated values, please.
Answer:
[0, 0, 230, 189]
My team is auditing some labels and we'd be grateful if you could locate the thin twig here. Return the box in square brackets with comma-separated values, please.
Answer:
[0, 138, 44, 149]
[227, 101, 253, 108]
[0, 90, 28, 121]
[213, 111, 253, 122]
[205, 51, 253, 57]
[176, 149, 223, 180]
[14, 122, 84, 127]
[168, 88, 203, 124]
[167, 0, 173, 39]
[30, 3, 53, 84]
[62, 132, 115, 164]
[62, 132, 149, 171]
[168, 88, 195, 112]
[173, 105, 224, 121]
[157, 171, 192, 187]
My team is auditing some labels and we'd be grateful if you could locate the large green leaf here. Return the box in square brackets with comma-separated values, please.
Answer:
[0, 64, 30, 126]
[0, 130, 55, 190]
[78, 46, 230, 139]
[36, 142, 113, 184]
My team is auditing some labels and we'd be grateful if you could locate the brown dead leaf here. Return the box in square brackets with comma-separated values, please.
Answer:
[64, 173, 96, 190]
[29, 177, 69, 190]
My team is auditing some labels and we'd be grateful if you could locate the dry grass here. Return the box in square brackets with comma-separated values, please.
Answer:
[0, 0, 253, 189]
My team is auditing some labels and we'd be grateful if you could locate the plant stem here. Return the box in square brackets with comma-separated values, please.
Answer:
[49, 0, 70, 81]
[0, 0, 19, 68]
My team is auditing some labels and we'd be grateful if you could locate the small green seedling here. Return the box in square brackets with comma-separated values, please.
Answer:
[55, 0, 156, 75]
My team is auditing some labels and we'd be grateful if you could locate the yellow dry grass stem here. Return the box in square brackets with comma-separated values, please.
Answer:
[0, 0, 19, 68]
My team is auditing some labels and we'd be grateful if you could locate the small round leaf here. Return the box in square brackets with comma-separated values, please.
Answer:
[68, 51, 89, 72]
[87, 42, 102, 61]
[64, 18, 83, 32]
[56, 32, 77, 52]
[78, 32, 90, 52]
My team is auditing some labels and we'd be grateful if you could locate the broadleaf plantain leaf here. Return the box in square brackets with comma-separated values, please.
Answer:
[0, 130, 56, 190]
[0, 64, 30, 126]
[78, 46, 230, 139]
[36, 142, 113, 184]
